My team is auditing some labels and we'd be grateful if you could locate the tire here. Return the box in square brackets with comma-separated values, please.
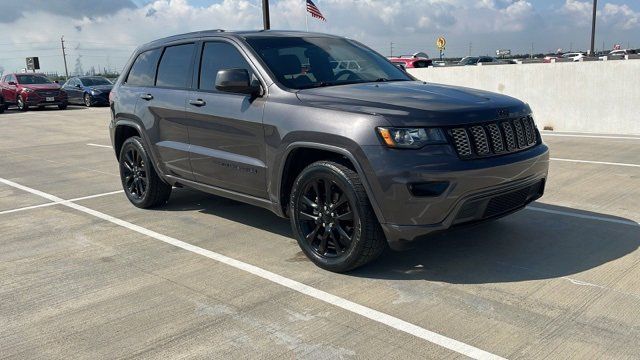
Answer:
[17, 95, 28, 112]
[0, 98, 4, 114]
[119, 136, 171, 208]
[289, 161, 386, 272]
[84, 94, 92, 107]
[58, 103, 67, 110]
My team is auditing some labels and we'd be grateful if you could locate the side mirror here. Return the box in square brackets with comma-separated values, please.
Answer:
[75, 84, 81, 88]
[8, 81, 16, 86]
[215, 69, 260, 95]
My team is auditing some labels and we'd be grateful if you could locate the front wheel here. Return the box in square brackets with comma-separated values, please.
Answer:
[84, 94, 92, 107]
[119, 136, 171, 208]
[289, 161, 386, 272]
[17, 95, 28, 111]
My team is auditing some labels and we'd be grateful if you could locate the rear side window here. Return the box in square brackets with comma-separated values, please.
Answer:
[199, 42, 252, 91]
[156, 43, 195, 88]
[126, 48, 161, 87]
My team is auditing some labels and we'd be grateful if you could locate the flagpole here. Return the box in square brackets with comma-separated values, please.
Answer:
[305, 1, 309, 32]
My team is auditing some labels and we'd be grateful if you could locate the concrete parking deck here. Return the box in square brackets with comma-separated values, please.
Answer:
[1, 107, 639, 359]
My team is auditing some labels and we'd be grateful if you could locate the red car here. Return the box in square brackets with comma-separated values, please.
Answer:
[0, 73, 68, 111]
[388, 55, 432, 68]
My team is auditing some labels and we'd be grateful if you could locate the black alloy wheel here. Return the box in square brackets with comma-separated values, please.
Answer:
[119, 136, 172, 208]
[122, 146, 148, 200]
[297, 175, 356, 258]
[290, 161, 386, 272]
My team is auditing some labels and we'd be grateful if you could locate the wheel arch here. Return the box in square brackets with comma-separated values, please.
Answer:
[276, 142, 385, 224]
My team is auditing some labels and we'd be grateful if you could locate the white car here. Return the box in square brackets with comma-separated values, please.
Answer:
[608, 49, 629, 59]
[562, 52, 585, 61]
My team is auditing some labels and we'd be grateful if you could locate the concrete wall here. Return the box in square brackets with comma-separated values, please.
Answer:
[408, 61, 640, 135]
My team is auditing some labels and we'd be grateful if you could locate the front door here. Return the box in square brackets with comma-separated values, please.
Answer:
[186, 40, 267, 198]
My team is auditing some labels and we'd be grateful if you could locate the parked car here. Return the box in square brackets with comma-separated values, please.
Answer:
[388, 56, 432, 68]
[561, 52, 585, 61]
[63, 76, 113, 107]
[608, 49, 630, 59]
[458, 56, 500, 65]
[109, 30, 549, 272]
[0, 73, 67, 111]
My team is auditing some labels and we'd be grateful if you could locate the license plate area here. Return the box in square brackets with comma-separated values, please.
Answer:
[46, 97, 55, 102]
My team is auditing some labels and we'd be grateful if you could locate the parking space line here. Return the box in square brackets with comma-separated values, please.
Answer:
[87, 143, 112, 149]
[0, 176, 504, 360]
[0, 189, 124, 215]
[526, 206, 639, 227]
[542, 132, 640, 140]
[550, 157, 640, 168]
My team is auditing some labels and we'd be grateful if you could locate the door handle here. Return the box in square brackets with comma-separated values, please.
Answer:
[189, 99, 206, 107]
[140, 93, 153, 101]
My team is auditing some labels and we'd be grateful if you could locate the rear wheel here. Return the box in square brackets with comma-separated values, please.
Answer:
[0, 98, 4, 113]
[84, 94, 92, 107]
[17, 95, 28, 111]
[290, 161, 386, 272]
[119, 136, 171, 208]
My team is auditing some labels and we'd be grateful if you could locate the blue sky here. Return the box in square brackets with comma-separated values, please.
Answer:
[1, 0, 638, 74]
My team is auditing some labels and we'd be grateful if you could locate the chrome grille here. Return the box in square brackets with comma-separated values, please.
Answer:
[36, 90, 60, 97]
[449, 117, 539, 159]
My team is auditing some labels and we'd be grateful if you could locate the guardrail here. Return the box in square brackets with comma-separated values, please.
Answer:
[408, 60, 640, 135]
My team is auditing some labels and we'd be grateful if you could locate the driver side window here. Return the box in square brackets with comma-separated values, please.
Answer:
[199, 42, 253, 92]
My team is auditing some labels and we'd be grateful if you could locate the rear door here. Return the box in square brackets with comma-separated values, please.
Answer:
[185, 40, 268, 198]
[124, 44, 196, 180]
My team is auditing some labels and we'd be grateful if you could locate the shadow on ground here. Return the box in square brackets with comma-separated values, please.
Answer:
[159, 189, 640, 284]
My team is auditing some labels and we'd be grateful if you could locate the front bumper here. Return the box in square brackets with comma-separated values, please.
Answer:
[360, 143, 549, 249]
[23, 92, 67, 106]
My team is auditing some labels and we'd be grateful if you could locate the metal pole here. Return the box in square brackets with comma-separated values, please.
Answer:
[590, 0, 597, 55]
[262, 0, 270, 30]
[61, 36, 69, 80]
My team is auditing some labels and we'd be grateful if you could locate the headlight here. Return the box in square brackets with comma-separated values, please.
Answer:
[377, 127, 447, 148]
[90, 89, 102, 95]
[23, 88, 34, 93]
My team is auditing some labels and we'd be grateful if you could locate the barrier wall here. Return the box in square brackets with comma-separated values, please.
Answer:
[408, 61, 640, 135]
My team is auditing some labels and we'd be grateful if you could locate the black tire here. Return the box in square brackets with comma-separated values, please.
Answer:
[119, 136, 171, 208]
[84, 94, 92, 107]
[290, 161, 386, 272]
[17, 95, 28, 112]
[0, 98, 4, 113]
[58, 103, 67, 110]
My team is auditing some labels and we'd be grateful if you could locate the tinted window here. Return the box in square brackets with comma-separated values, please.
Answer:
[246, 36, 411, 89]
[16, 75, 51, 84]
[127, 48, 161, 87]
[199, 42, 252, 91]
[81, 77, 112, 86]
[156, 44, 195, 88]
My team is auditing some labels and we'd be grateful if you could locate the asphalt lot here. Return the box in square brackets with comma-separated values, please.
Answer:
[1, 106, 639, 359]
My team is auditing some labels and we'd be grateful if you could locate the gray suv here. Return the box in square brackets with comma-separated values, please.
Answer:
[109, 30, 549, 272]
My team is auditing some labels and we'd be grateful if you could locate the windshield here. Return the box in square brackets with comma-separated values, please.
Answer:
[81, 77, 112, 86]
[245, 36, 411, 90]
[16, 75, 52, 84]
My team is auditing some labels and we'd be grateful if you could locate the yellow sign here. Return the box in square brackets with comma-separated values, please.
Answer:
[436, 36, 446, 50]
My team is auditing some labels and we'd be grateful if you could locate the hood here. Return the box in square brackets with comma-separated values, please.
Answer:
[22, 83, 61, 91]
[296, 81, 530, 127]
[87, 84, 113, 92]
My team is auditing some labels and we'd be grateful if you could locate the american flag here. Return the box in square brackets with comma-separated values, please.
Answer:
[306, 0, 326, 21]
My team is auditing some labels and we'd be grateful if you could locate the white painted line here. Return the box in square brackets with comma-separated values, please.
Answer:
[541, 132, 640, 140]
[0, 189, 124, 215]
[526, 206, 639, 227]
[0, 177, 503, 360]
[87, 143, 112, 149]
[550, 157, 640, 168]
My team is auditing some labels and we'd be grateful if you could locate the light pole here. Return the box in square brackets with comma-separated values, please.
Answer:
[262, 0, 270, 30]
[590, 0, 597, 55]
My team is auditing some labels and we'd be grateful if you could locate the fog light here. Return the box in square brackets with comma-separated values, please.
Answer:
[408, 181, 449, 197]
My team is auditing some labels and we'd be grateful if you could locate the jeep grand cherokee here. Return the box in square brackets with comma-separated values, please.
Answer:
[109, 30, 549, 272]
